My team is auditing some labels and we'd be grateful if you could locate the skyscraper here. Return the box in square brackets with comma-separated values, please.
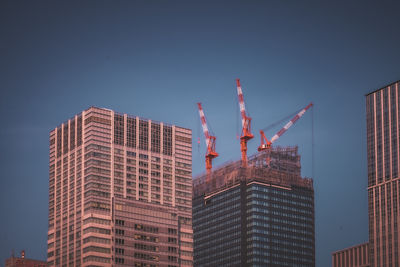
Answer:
[193, 146, 314, 267]
[47, 107, 193, 266]
[366, 80, 400, 267]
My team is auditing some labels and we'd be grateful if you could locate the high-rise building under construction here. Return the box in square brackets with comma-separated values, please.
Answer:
[46, 107, 193, 266]
[193, 147, 315, 267]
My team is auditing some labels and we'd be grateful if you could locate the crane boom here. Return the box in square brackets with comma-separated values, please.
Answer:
[270, 102, 313, 144]
[258, 102, 313, 152]
[237, 79, 247, 128]
[197, 103, 219, 177]
[236, 79, 254, 167]
[198, 103, 210, 148]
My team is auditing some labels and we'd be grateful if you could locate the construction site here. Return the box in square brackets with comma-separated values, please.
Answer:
[193, 145, 313, 198]
[193, 78, 314, 198]
[193, 79, 315, 266]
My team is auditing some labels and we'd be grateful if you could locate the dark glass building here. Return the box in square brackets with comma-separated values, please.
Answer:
[193, 146, 314, 267]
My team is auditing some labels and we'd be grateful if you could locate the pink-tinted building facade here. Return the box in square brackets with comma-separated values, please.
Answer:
[332, 243, 370, 267]
[47, 107, 193, 266]
[366, 80, 400, 267]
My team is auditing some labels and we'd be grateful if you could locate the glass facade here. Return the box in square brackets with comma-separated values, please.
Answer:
[247, 183, 314, 267]
[193, 180, 314, 267]
[193, 185, 243, 266]
[366, 81, 400, 267]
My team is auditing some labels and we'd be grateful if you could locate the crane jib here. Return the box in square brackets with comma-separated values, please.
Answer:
[269, 103, 313, 144]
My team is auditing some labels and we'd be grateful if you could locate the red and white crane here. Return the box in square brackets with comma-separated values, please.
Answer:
[197, 103, 219, 178]
[236, 79, 254, 167]
[258, 102, 313, 152]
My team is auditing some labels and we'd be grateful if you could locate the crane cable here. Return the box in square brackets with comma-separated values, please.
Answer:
[311, 104, 315, 180]
[260, 108, 302, 134]
[196, 104, 201, 154]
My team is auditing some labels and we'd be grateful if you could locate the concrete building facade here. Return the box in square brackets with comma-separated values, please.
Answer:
[193, 147, 314, 267]
[46, 107, 193, 267]
[366, 81, 400, 267]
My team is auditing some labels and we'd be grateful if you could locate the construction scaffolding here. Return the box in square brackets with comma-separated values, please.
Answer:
[193, 146, 313, 198]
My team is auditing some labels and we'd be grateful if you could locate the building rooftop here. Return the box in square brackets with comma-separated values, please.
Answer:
[53, 106, 192, 132]
[365, 80, 400, 96]
[5, 251, 46, 267]
[193, 146, 313, 198]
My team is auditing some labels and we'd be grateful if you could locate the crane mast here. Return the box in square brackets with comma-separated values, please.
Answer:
[197, 103, 219, 179]
[236, 79, 254, 167]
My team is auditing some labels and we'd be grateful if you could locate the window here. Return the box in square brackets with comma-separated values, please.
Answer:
[127, 117, 136, 148]
[168, 228, 177, 235]
[115, 248, 124, 255]
[115, 219, 125, 226]
[139, 120, 149, 150]
[163, 126, 172, 156]
[114, 114, 124, 145]
[115, 257, 124, 264]
[115, 229, 125, 235]
[168, 237, 177, 244]
[151, 123, 161, 153]
[115, 238, 124, 245]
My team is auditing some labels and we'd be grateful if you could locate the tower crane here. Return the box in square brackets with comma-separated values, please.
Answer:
[258, 102, 313, 156]
[197, 103, 219, 180]
[236, 79, 254, 167]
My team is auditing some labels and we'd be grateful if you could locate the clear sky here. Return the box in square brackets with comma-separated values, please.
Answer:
[1, 1, 399, 266]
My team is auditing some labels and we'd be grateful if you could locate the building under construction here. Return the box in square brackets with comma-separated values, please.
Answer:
[193, 79, 314, 266]
[193, 146, 312, 198]
[193, 147, 314, 267]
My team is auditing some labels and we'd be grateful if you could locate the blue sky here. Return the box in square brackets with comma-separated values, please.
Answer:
[1, 1, 400, 266]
